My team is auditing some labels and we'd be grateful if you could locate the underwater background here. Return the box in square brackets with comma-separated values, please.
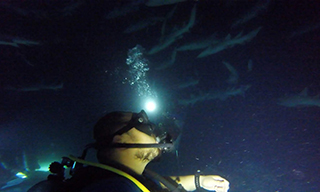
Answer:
[0, 0, 319, 191]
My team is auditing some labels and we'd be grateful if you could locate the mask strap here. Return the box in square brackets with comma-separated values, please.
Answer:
[111, 143, 174, 150]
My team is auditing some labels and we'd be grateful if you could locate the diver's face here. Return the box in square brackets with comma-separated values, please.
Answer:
[127, 128, 161, 162]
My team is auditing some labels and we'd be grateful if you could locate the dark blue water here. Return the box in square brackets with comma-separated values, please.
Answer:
[1, 0, 319, 191]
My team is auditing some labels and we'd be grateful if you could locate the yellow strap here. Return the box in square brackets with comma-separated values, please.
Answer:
[68, 155, 150, 192]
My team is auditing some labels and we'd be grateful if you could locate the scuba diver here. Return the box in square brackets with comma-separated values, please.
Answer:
[0, 148, 40, 191]
[28, 110, 229, 192]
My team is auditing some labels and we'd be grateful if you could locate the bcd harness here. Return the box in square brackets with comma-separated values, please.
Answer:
[67, 155, 186, 192]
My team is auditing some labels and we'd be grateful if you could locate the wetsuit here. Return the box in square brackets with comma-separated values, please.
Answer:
[28, 160, 183, 192]
[64, 163, 166, 192]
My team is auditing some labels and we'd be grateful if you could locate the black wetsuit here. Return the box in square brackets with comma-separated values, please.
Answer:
[65, 165, 164, 192]
[28, 162, 184, 192]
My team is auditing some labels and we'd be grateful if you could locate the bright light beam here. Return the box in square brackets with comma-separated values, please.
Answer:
[145, 100, 156, 112]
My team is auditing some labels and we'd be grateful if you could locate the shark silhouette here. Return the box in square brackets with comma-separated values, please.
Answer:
[223, 61, 239, 85]
[145, 0, 187, 7]
[278, 88, 320, 107]
[148, 4, 197, 54]
[0, 38, 40, 48]
[231, 0, 270, 28]
[178, 85, 251, 106]
[176, 33, 219, 51]
[4, 80, 63, 92]
[197, 27, 262, 58]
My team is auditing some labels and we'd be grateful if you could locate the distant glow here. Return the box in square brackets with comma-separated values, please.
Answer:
[16, 172, 27, 179]
[145, 100, 156, 112]
[35, 162, 50, 172]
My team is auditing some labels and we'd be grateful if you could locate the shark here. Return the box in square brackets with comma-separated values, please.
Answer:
[208, 85, 251, 100]
[231, 0, 270, 28]
[155, 48, 177, 70]
[0, 37, 40, 48]
[178, 85, 251, 106]
[123, 17, 164, 34]
[247, 59, 253, 72]
[0, 1, 84, 19]
[288, 21, 320, 38]
[178, 91, 209, 106]
[148, 4, 197, 55]
[278, 88, 320, 108]
[4, 81, 63, 92]
[223, 61, 239, 84]
[105, 4, 139, 19]
[158, 4, 178, 42]
[176, 33, 219, 51]
[177, 78, 199, 89]
[145, 0, 187, 7]
[197, 27, 262, 58]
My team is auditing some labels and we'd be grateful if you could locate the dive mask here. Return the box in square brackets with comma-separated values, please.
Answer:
[111, 110, 174, 152]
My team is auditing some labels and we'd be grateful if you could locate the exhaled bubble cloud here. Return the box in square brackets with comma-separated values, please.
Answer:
[124, 45, 157, 98]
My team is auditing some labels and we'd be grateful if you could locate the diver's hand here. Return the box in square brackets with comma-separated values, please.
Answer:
[200, 175, 229, 192]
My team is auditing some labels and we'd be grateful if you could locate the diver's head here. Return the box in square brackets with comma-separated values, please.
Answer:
[93, 110, 173, 163]
[94, 110, 157, 143]
[94, 111, 133, 142]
